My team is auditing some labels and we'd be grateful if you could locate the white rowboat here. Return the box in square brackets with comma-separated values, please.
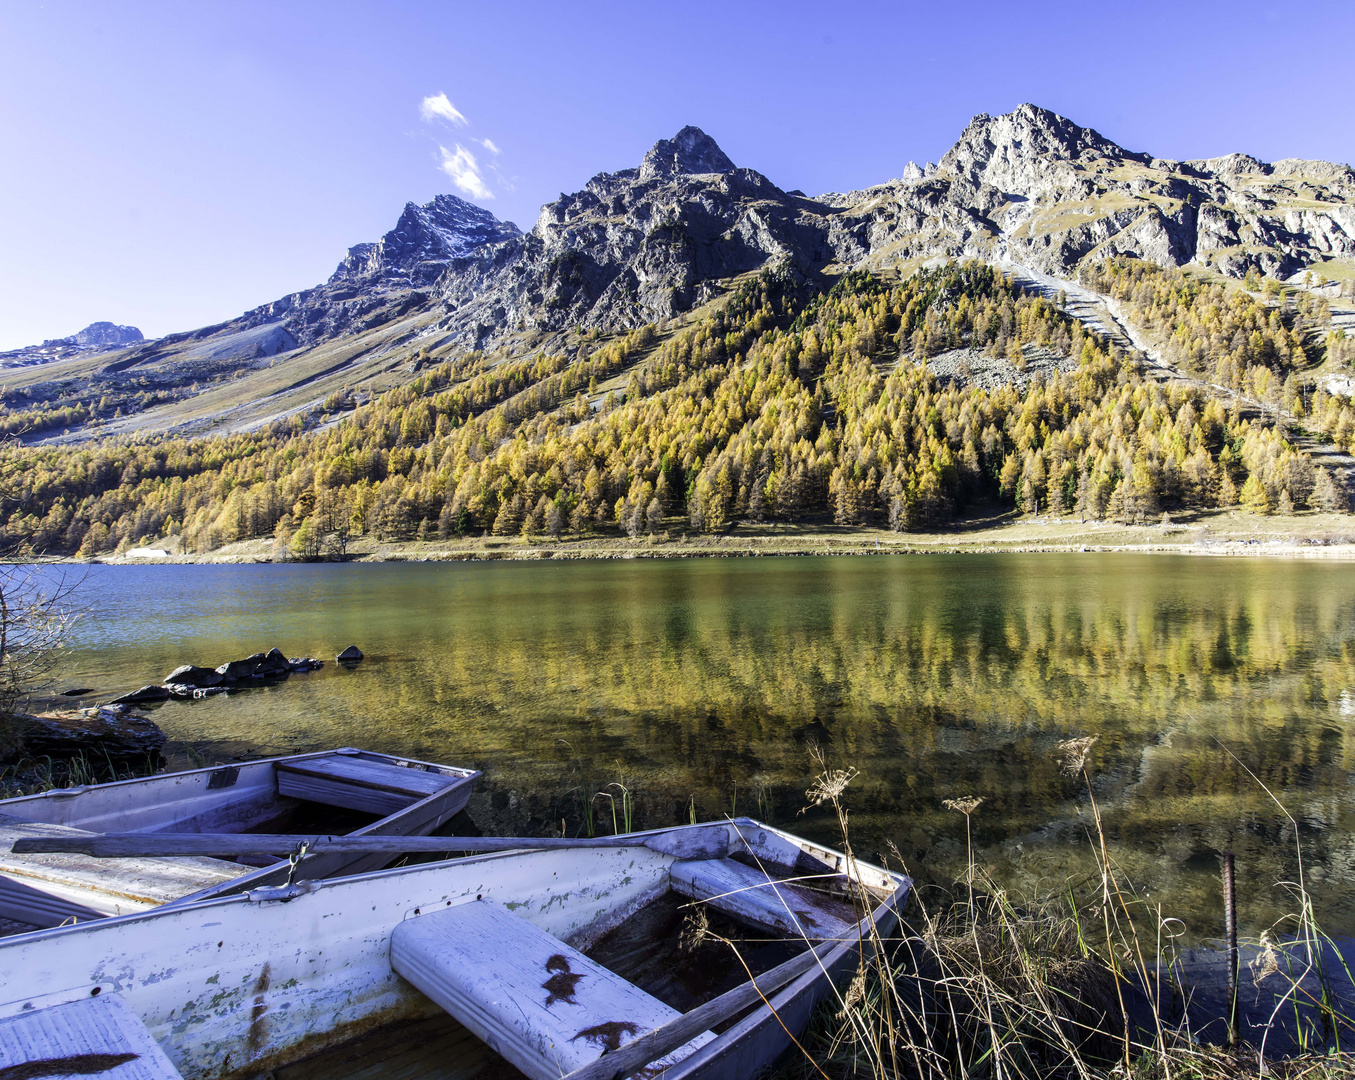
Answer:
[0, 748, 480, 927]
[0, 818, 909, 1080]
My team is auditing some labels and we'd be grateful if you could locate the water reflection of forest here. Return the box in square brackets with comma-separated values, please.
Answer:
[67, 556, 1355, 938]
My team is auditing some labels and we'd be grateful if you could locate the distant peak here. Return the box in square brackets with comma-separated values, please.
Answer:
[640, 126, 736, 180]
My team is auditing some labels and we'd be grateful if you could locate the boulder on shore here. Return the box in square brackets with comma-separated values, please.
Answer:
[337, 645, 364, 664]
[17, 706, 167, 762]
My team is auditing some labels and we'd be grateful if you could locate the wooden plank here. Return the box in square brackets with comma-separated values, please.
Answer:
[669, 858, 856, 941]
[276, 755, 455, 817]
[0, 994, 183, 1079]
[0, 815, 251, 926]
[278, 756, 453, 797]
[390, 899, 714, 1080]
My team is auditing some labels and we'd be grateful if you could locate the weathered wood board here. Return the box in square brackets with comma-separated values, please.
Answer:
[669, 857, 856, 941]
[390, 899, 714, 1080]
[0, 815, 251, 923]
[0, 993, 184, 1079]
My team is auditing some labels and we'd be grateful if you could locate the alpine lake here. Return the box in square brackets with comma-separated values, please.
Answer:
[35, 553, 1355, 943]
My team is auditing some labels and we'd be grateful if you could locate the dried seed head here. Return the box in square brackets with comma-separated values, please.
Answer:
[1251, 931, 1281, 985]
[806, 765, 859, 807]
[836, 964, 867, 1020]
[678, 907, 711, 954]
[1057, 735, 1099, 775]
[942, 796, 984, 816]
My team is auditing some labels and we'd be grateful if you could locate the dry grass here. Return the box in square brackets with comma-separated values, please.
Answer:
[766, 747, 1355, 1080]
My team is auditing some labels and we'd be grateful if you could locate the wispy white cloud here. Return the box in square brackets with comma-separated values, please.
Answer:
[439, 144, 492, 200]
[478, 137, 501, 155]
[420, 92, 467, 127]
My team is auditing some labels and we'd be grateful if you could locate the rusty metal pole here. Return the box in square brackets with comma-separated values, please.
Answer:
[1223, 851, 1239, 1046]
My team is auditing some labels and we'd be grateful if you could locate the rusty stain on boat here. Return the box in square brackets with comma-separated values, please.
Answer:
[246, 963, 270, 1053]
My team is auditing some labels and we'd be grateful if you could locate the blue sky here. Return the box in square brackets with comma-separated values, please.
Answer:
[2, 0, 1353, 350]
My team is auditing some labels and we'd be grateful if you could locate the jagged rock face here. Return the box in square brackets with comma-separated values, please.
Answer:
[433, 126, 837, 347]
[829, 103, 1355, 282]
[332, 194, 521, 287]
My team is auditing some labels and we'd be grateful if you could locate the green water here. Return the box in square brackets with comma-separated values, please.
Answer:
[38, 554, 1355, 940]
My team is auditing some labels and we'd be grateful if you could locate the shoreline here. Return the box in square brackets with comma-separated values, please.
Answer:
[37, 507, 1355, 565]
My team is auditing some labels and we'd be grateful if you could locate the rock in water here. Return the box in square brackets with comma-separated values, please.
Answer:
[216, 653, 269, 681]
[107, 684, 172, 705]
[258, 647, 292, 675]
[337, 645, 364, 664]
[163, 664, 223, 688]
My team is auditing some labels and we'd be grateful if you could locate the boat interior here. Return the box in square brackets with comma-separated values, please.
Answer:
[286, 822, 903, 1080]
[0, 749, 480, 928]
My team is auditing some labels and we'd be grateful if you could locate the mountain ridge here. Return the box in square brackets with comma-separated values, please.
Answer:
[2, 104, 1352, 444]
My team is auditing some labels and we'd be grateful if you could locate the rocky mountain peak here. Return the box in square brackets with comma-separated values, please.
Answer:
[940, 103, 1148, 195]
[639, 126, 736, 181]
[71, 322, 143, 346]
[332, 193, 521, 287]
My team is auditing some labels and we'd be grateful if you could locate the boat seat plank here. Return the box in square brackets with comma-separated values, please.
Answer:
[390, 899, 714, 1080]
[276, 755, 454, 816]
[669, 858, 856, 941]
[0, 814, 251, 926]
[0, 994, 184, 1079]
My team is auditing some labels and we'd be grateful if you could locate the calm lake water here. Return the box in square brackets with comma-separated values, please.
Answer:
[31, 555, 1355, 940]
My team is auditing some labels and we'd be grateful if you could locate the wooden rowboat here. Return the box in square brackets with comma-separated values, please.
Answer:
[0, 748, 480, 927]
[0, 818, 909, 1080]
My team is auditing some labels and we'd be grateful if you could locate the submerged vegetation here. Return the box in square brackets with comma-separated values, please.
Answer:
[0, 262, 1344, 559]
